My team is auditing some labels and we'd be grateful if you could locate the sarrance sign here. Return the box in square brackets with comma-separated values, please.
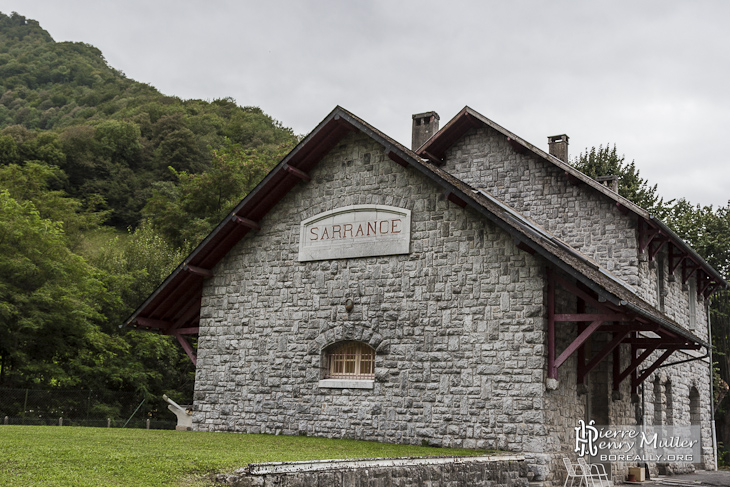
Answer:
[299, 205, 411, 262]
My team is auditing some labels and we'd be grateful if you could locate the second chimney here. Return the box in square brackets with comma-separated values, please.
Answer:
[412, 111, 440, 151]
[548, 134, 569, 162]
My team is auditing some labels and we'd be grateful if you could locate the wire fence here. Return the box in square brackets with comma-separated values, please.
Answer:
[0, 388, 179, 429]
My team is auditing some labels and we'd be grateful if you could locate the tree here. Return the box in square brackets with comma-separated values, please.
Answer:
[143, 139, 295, 249]
[571, 144, 663, 212]
[0, 190, 105, 386]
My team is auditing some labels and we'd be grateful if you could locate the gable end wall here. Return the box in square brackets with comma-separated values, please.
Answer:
[193, 132, 549, 455]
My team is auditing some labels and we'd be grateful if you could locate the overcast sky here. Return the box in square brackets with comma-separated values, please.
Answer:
[4, 1, 729, 207]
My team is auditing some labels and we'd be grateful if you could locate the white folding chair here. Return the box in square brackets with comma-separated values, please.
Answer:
[577, 457, 611, 487]
[563, 457, 585, 487]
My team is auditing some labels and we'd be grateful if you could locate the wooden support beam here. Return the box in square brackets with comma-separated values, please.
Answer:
[176, 334, 197, 366]
[230, 215, 260, 230]
[183, 265, 214, 279]
[599, 323, 659, 333]
[515, 239, 536, 255]
[135, 317, 171, 329]
[555, 320, 604, 370]
[564, 171, 581, 186]
[632, 348, 678, 389]
[682, 259, 700, 284]
[548, 268, 556, 379]
[648, 237, 668, 261]
[387, 150, 409, 168]
[554, 313, 630, 322]
[616, 202, 629, 215]
[579, 331, 630, 383]
[507, 137, 528, 155]
[283, 164, 311, 181]
[618, 345, 658, 385]
[172, 300, 203, 330]
[638, 219, 661, 254]
[172, 327, 199, 335]
[445, 191, 467, 208]
[552, 273, 612, 314]
[613, 344, 621, 391]
[421, 150, 443, 165]
[698, 271, 713, 297]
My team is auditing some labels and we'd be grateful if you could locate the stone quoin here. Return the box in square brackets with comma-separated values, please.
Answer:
[125, 106, 725, 485]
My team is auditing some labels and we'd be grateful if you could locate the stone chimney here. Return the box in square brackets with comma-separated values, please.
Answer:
[596, 175, 620, 193]
[547, 134, 569, 162]
[412, 111, 440, 150]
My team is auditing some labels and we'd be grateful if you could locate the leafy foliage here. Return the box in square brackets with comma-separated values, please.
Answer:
[143, 139, 295, 249]
[0, 11, 295, 408]
[571, 144, 664, 212]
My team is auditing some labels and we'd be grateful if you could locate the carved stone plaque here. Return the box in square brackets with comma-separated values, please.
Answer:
[298, 205, 411, 262]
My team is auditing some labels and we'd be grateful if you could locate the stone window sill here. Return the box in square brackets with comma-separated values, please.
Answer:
[318, 379, 374, 389]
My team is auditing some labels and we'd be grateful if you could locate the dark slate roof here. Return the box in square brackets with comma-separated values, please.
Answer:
[124, 106, 715, 351]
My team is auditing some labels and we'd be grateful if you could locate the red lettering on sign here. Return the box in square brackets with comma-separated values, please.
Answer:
[321, 227, 330, 239]
[391, 219, 401, 233]
[309, 227, 319, 241]
[380, 220, 389, 234]
[367, 222, 376, 236]
[332, 225, 342, 239]
[355, 224, 364, 237]
[343, 224, 353, 238]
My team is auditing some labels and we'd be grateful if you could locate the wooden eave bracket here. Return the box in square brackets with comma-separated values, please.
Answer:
[513, 238, 536, 255]
[564, 171, 582, 186]
[176, 334, 197, 366]
[682, 259, 700, 284]
[421, 149, 444, 165]
[134, 317, 171, 329]
[638, 219, 661, 256]
[283, 163, 311, 181]
[183, 264, 214, 279]
[507, 137, 528, 155]
[444, 191, 467, 208]
[230, 215, 260, 230]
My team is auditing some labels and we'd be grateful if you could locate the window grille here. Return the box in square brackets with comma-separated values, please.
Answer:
[325, 342, 375, 380]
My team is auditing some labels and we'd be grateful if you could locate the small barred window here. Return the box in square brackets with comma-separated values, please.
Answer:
[324, 342, 375, 380]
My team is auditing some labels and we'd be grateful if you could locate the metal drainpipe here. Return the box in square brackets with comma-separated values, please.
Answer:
[708, 300, 718, 470]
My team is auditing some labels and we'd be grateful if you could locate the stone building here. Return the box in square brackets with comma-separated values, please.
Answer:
[126, 106, 725, 484]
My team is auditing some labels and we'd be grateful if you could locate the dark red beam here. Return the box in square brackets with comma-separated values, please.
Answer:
[580, 331, 630, 383]
[184, 264, 214, 279]
[555, 320, 604, 370]
[283, 164, 311, 181]
[387, 150, 409, 168]
[616, 345, 658, 388]
[554, 313, 630, 322]
[445, 191, 467, 208]
[230, 215, 260, 230]
[176, 334, 197, 366]
[632, 348, 679, 389]
[135, 317, 171, 329]
[172, 327, 199, 335]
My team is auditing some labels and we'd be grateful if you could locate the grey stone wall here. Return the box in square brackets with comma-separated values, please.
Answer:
[219, 455, 530, 487]
[194, 132, 548, 457]
[441, 125, 708, 338]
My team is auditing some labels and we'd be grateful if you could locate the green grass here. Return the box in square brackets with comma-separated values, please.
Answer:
[0, 426, 491, 486]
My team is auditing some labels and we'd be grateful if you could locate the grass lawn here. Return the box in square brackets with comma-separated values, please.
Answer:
[0, 426, 491, 486]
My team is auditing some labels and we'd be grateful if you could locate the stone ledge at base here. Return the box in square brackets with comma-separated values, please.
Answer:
[216, 454, 531, 487]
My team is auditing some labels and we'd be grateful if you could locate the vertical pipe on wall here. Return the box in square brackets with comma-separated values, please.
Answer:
[707, 299, 718, 470]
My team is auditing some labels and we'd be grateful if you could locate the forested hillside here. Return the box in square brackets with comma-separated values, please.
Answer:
[0, 11, 298, 419]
